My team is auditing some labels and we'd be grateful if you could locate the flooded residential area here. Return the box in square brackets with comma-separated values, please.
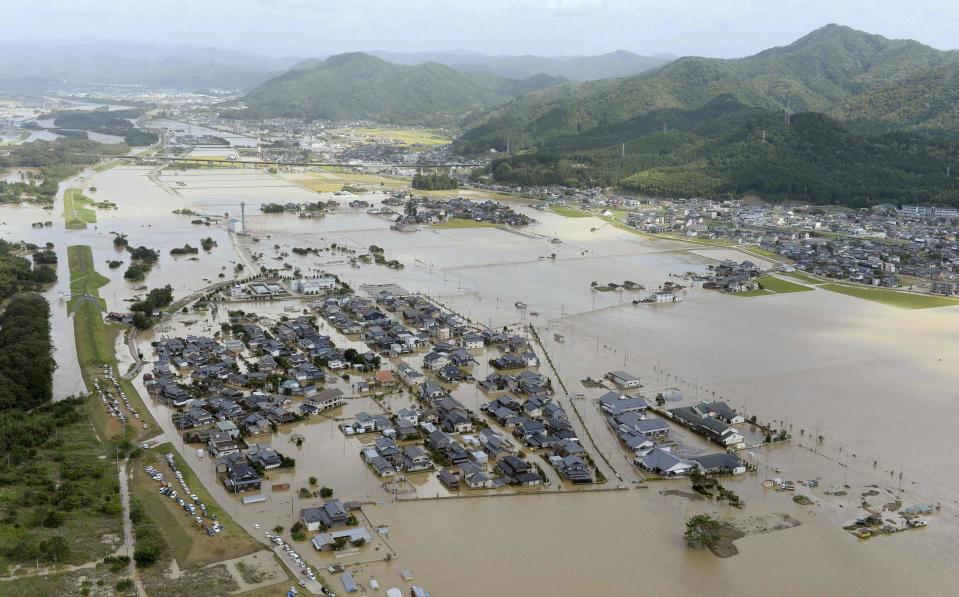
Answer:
[2, 156, 951, 595]
[3, 9, 959, 596]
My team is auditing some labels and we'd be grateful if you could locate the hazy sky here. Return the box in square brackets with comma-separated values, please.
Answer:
[2, 0, 957, 58]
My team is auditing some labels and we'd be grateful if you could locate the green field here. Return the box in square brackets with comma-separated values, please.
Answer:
[431, 218, 501, 229]
[821, 283, 959, 309]
[63, 188, 97, 229]
[757, 275, 812, 294]
[550, 205, 593, 218]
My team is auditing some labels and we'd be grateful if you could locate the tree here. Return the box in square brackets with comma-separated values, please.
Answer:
[319, 486, 333, 498]
[684, 514, 721, 548]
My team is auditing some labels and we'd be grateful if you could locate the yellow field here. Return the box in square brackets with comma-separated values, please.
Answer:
[293, 171, 409, 192]
[327, 127, 452, 147]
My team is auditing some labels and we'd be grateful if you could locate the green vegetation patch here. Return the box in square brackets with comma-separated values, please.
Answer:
[821, 283, 959, 309]
[0, 398, 124, 573]
[63, 188, 97, 230]
[550, 205, 592, 218]
[431, 218, 501, 229]
[756, 275, 813, 294]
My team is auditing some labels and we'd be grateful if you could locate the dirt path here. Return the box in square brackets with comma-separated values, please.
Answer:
[118, 458, 148, 597]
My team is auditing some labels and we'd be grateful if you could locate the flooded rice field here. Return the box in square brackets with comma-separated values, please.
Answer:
[13, 165, 959, 595]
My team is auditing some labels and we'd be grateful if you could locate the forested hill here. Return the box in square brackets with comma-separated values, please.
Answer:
[458, 24, 959, 154]
[483, 95, 959, 207]
[241, 52, 565, 125]
[456, 24, 959, 206]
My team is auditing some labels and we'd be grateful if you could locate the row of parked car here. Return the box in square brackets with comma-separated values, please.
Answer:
[145, 453, 221, 535]
[265, 532, 321, 588]
[94, 367, 142, 426]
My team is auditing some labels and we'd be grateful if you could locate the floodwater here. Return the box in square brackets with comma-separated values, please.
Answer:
[12, 165, 959, 595]
[143, 119, 259, 147]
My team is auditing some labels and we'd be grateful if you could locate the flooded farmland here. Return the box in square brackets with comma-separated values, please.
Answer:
[18, 164, 959, 595]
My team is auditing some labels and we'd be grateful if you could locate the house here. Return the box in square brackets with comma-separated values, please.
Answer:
[698, 400, 745, 424]
[554, 455, 593, 484]
[438, 468, 461, 490]
[613, 411, 669, 438]
[362, 449, 396, 477]
[208, 432, 239, 458]
[598, 391, 648, 416]
[605, 370, 641, 389]
[397, 408, 420, 425]
[306, 388, 346, 412]
[267, 406, 294, 425]
[215, 420, 240, 439]
[690, 452, 747, 475]
[396, 361, 424, 386]
[311, 527, 371, 551]
[497, 455, 543, 486]
[423, 351, 450, 371]
[463, 333, 484, 350]
[401, 445, 433, 472]
[637, 448, 694, 477]
[520, 351, 540, 367]
[246, 444, 283, 469]
[373, 437, 402, 465]
[459, 461, 494, 489]
[700, 417, 745, 447]
[395, 418, 419, 440]
[222, 463, 261, 492]
[299, 499, 350, 531]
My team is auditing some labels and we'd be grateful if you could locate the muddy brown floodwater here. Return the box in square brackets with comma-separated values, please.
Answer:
[13, 165, 959, 595]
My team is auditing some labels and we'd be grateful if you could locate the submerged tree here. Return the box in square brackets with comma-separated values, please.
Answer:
[684, 514, 721, 548]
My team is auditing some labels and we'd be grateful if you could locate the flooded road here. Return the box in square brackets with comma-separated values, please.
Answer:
[13, 164, 959, 595]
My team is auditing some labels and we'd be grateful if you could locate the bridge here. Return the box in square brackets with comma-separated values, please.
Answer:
[78, 153, 482, 171]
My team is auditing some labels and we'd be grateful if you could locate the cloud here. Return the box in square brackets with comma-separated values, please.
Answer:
[0, 0, 955, 57]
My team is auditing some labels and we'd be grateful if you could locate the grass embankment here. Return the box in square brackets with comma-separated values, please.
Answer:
[67, 245, 159, 442]
[132, 443, 258, 568]
[431, 218, 501, 229]
[550, 205, 592, 218]
[820, 283, 959, 309]
[63, 188, 97, 230]
[781, 270, 823, 284]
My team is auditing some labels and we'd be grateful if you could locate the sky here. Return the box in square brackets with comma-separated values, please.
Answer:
[1, 0, 957, 58]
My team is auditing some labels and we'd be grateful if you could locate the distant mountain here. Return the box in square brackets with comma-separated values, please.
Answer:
[0, 41, 301, 91]
[456, 25, 959, 207]
[241, 52, 565, 125]
[368, 49, 673, 81]
[458, 24, 959, 152]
